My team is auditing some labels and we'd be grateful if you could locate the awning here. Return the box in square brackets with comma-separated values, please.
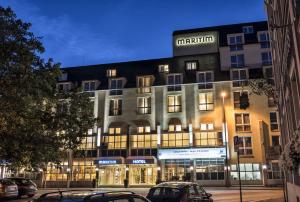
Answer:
[126, 156, 157, 164]
[132, 119, 150, 126]
[94, 157, 125, 165]
[168, 118, 182, 125]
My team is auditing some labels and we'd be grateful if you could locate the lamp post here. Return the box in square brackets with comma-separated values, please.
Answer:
[221, 91, 230, 187]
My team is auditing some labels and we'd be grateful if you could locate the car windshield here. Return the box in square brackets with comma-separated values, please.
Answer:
[0, 179, 15, 185]
[13, 179, 34, 185]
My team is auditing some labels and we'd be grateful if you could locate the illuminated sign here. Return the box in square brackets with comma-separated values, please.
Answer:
[176, 35, 215, 47]
[158, 148, 226, 160]
[97, 160, 117, 165]
[132, 160, 146, 164]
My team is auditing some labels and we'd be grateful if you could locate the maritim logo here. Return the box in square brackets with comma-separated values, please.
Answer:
[176, 34, 215, 47]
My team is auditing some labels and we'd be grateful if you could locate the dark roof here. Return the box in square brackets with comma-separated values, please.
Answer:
[154, 181, 197, 189]
[173, 21, 268, 46]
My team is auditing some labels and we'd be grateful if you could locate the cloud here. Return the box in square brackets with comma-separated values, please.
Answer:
[1, 0, 135, 67]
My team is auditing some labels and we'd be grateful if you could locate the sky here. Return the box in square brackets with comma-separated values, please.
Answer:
[1, 0, 267, 67]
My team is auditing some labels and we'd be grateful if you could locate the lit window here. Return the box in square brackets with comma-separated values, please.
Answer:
[235, 113, 251, 132]
[175, 125, 182, 132]
[137, 97, 151, 114]
[104, 127, 126, 149]
[109, 99, 122, 116]
[167, 95, 182, 113]
[107, 69, 116, 77]
[137, 126, 151, 133]
[158, 64, 169, 73]
[162, 125, 189, 148]
[199, 92, 214, 111]
[200, 123, 214, 131]
[167, 74, 182, 91]
[137, 76, 151, 93]
[270, 112, 279, 131]
[198, 71, 213, 89]
[242, 26, 254, 34]
[186, 61, 198, 70]
[231, 163, 261, 180]
[233, 91, 249, 109]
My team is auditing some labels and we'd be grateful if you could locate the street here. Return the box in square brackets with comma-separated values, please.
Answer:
[7, 187, 284, 202]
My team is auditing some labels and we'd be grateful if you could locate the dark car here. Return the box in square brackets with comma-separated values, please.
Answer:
[33, 190, 150, 202]
[0, 178, 18, 199]
[7, 177, 38, 198]
[146, 182, 213, 202]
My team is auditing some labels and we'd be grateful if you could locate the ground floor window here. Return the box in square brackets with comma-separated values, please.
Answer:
[129, 165, 157, 185]
[99, 165, 125, 185]
[267, 162, 281, 179]
[46, 162, 68, 181]
[231, 163, 261, 180]
[163, 159, 190, 181]
[72, 161, 95, 181]
[195, 158, 224, 180]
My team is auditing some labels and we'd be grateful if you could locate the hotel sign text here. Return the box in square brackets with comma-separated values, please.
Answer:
[158, 148, 226, 160]
[176, 35, 215, 47]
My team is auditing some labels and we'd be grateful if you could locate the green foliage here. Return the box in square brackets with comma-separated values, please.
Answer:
[0, 6, 98, 170]
[248, 79, 278, 104]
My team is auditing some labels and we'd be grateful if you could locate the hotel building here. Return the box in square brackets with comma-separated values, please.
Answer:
[266, 0, 300, 201]
[46, 21, 282, 188]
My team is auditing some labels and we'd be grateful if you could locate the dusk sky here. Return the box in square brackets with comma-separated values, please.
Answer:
[1, 0, 266, 67]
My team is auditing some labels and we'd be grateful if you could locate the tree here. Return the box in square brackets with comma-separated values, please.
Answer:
[0, 6, 98, 174]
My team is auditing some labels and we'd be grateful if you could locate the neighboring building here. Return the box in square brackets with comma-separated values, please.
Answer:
[46, 21, 282, 188]
[266, 0, 300, 201]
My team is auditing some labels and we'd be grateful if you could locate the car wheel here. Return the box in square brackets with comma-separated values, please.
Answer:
[27, 194, 35, 198]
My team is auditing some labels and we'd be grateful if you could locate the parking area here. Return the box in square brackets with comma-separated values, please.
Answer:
[6, 187, 284, 202]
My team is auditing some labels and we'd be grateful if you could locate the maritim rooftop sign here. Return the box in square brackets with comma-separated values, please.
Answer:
[176, 34, 215, 47]
[173, 31, 218, 56]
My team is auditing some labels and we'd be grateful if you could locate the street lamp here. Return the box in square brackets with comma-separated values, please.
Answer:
[221, 91, 230, 187]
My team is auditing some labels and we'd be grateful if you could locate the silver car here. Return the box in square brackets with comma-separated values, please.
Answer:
[0, 178, 18, 199]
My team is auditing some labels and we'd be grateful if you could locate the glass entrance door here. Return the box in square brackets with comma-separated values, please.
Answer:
[129, 165, 157, 185]
[99, 165, 125, 185]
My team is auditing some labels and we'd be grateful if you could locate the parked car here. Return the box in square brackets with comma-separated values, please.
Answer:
[0, 178, 18, 199]
[7, 177, 38, 198]
[146, 182, 213, 202]
[33, 190, 150, 202]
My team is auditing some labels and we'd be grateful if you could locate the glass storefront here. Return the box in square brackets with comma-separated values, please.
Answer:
[99, 165, 125, 185]
[129, 165, 157, 185]
[164, 159, 190, 181]
[195, 158, 224, 180]
[230, 163, 261, 180]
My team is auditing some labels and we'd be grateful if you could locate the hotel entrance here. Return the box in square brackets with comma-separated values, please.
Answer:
[126, 156, 157, 186]
[163, 159, 190, 181]
[94, 157, 125, 186]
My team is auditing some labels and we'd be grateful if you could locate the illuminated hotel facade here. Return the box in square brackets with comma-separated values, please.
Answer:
[46, 21, 282, 187]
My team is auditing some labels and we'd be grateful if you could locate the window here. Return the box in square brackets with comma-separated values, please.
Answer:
[167, 74, 182, 91]
[58, 73, 68, 81]
[194, 124, 222, 146]
[261, 52, 272, 66]
[185, 61, 198, 70]
[109, 79, 123, 95]
[264, 66, 274, 85]
[231, 163, 261, 180]
[104, 127, 127, 149]
[231, 54, 245, 68]
[137, 76, 151, 93]
[158, 64, 169, 73]
[232, 69, 248, 87]
[131, 127, 157, 149]
[237, 136, 253, 155]
[267, 162, 281, 179]
[83, 81, 96, 91]
[272, 136, 280, 146]
[199, 92, 214, 111]
[197, 71, 213, 89]
[109, 99, 122, 116]
[235, 113, 251, 132]
[233, 91, 248, 109]
[137, 97, 151, 114]
[228, 35, 243, 51]
[270, 112, 279, 131]
[167, 95, 182, 113]
[57, 82, 71, 92]
[195, 159, 224, 180]
[243, 26, 254, 34]
[107, 69, 116, 77]
[259, 32, 270, 48]
[268, 95, 276, 107]
[161, 126, 189, 148]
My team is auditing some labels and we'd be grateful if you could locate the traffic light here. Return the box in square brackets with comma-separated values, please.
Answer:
[240, 92, 249, 109]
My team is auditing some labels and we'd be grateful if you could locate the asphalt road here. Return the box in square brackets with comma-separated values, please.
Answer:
[5, 187, 284, 202]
